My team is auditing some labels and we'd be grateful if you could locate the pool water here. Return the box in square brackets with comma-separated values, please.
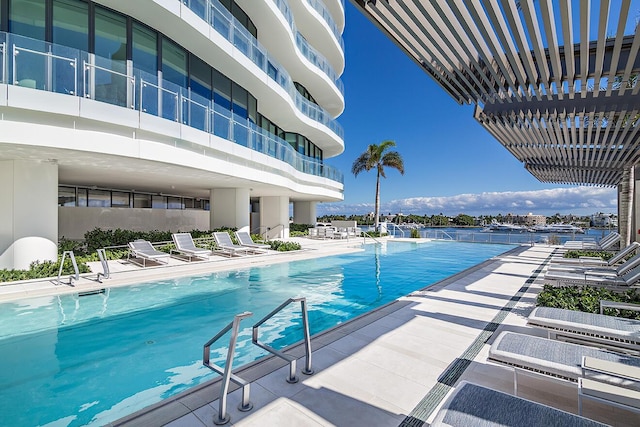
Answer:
[0, 241, 515, 426]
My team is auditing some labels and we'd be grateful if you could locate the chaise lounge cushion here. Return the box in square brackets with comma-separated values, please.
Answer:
[528, 307, 640, 347]
[489, 331, 640, 382]
[431, 381, 606, 426]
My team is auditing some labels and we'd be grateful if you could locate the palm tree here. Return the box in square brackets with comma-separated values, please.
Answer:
[352, 140, 405, 231]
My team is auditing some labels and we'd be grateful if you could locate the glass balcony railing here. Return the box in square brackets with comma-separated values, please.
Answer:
[305, 0, 344, 49]
[270, 0, 344, 94]
[0, 31, 344, 184]
[182, 0, 344, 98]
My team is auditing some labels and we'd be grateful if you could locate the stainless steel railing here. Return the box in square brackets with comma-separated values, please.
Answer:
[252, 297, 314, 382]
[56, 250, 79, 286]
[203, 311, 254, 425]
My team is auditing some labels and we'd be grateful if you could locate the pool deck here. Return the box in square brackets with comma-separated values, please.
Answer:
[2, 239, 638, 426]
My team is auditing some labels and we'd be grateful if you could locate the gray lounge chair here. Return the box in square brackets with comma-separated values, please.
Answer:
[431, 381, 607, 426]
[544, 264, 640, 289]
[488, 331, 640, 394]
[547, 252, 640, 276]
[234, 231, 270, 251]
[171, 233, 211, 261]
[527, 306, 640, 354]
[551, 242, 640, 267]
[212, 232, 251, 256]
[127, 240, 169, 267]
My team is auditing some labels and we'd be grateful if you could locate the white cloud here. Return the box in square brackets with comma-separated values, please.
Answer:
[318, 187, 617, 216]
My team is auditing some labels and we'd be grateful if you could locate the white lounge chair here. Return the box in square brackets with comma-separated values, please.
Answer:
[127, 240, 170, 267]
[171, 233, 211, 261]
[544, 264, 640, 289]
[551, 242, 640, 267]
[547, 252, 640, 276]
[212, 232, 252, 256]
[488, 331, 640, 393]
[563, 232, 620, 250]
[234, 231, 270, 251]
[527, 306, 640, 354]
[431, 381, 607, 427]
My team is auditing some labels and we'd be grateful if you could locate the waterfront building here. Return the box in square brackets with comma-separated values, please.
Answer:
[0, 0, 345, 269]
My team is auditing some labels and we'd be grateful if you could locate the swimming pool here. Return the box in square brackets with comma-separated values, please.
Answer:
[0, 241, 515, 426]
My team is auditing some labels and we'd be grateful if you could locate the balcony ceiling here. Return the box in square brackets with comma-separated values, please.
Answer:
[352, 0, 640, 186]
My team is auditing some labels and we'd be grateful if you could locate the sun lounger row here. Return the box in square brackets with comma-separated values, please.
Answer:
[127, 231, 271, 267]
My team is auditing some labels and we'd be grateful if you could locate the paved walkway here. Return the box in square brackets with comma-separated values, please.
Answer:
[103, 243, 637, 427]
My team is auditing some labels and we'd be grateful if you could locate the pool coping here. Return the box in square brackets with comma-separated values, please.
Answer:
[109, 244, 529, 427]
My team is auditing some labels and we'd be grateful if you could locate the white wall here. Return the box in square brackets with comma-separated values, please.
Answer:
[261, 196, 290, 239]
[293, 201, 317, 225]
[59, 207, 209, 240]
[210, 188, 250, 231]
[0, 160, 58, 269]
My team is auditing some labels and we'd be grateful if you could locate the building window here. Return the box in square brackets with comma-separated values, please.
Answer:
[111, 191, 130, 208]
[87, 189, 111, 207]
[152, 195, 167, 209]
[132, 22, 158, 76]
[161, 36, 187, 88]
[9, 0, 45, 40]
[167, 196, 182, 209]
[94, 6, 128, 106]
[133, 193, 152, 208]
[58, 186, 76, 206]
[52, 0, 89, 52]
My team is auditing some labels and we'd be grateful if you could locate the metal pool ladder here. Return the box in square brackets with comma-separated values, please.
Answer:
[56, 250, 79, 286]
[202, 297, 314, 425]
[252, 297, 314, 383]
[203, 311, 254, 425]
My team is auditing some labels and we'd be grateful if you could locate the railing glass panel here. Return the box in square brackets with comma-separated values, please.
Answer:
[271, 0, 344, 95]
[305, 0, 343, 49]
[2, 31, 343, 184]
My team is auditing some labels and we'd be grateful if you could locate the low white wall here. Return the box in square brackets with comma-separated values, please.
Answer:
[59, 207, 210, 240]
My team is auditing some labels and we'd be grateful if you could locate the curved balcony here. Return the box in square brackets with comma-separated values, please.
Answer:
[287, 0, 345, 73]
[183, 0, 344, 139]
[322, 0, 345, 32]
[265, 0, 344, 96]
[0, 32, 344, 184]
[305, 0, 344, 43]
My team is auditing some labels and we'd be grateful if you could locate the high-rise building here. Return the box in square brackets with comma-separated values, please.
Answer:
[0, 0, 345, 269]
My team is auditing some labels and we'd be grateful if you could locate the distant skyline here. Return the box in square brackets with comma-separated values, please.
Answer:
[321, 2, 626, 218]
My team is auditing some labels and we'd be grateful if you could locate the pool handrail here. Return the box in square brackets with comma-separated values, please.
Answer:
[252, 297, 314, 383]
[203, 311, 254, 424]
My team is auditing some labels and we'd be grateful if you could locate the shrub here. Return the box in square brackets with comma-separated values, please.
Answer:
[410, 228, 420, 238]
[268, 240, 301, 251]
[290, 231, 307, 237]
[360, 231, 387, 238]
[563, 250, 614, 260]
[84, 227, 212, 252]
[290, 223, 313, 233]
[0, 258, 91, 283]
[536, 284, 640, 319]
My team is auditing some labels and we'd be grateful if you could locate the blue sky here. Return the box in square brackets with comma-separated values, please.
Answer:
[318, 2, 621, 217]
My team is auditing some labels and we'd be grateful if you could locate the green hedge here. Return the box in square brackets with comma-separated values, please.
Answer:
[536, 284, 640, 319]
[562, 250, 614, 260]
[268, 240, 301, 251]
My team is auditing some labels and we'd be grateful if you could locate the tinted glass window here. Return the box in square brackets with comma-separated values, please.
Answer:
[9, 0, 45, 39]
[162, 37, 187, 88]
[132, 22, 157, 75]
[53, 0, 88, 52]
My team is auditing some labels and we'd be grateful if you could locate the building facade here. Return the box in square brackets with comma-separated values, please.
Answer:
[0, 0, 345, 269]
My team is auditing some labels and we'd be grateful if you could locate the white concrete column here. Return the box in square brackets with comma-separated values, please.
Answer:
[0, 160, 58, 270]
[210, 188, 250, 231]
[620, 166, 634, 247]
[292, 201, 317, 225]
[260, 196, 289, 239]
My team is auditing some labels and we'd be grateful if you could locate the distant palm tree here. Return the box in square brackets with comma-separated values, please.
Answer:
[352, 140, 405, 231]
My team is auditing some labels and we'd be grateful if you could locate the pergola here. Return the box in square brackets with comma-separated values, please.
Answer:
[352, 0, 640, 242]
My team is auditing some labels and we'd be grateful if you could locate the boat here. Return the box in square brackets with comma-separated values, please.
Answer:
[530, 224, 585, 234]
[485, 220, 528, 232]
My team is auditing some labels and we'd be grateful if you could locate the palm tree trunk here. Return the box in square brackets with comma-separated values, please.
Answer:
[374, 169, 381, 231]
